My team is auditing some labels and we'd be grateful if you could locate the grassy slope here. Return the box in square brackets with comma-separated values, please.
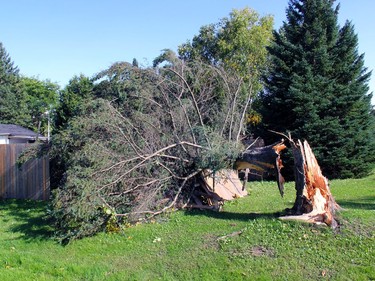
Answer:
[0, 173, 374, 281]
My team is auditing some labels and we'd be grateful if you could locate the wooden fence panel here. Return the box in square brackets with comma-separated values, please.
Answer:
[0, 144, 50, 200]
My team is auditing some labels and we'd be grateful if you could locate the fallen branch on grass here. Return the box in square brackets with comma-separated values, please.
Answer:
[217, 229, 245, 241]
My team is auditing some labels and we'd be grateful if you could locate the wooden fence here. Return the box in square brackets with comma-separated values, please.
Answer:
[0, 144, 50, 200]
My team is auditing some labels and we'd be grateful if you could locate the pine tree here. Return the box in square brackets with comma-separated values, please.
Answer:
[0, 42, 29, 126]
[258, 0, 374, 178]
[0, 42, 19, 82]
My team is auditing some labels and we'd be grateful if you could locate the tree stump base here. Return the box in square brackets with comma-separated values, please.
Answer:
[280, 138, 340, 228]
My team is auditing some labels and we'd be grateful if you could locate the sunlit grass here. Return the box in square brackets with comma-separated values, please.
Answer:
[0, 172, 374, 280]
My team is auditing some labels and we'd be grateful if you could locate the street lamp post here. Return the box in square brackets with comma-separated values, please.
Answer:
[44, 109, 50, 142]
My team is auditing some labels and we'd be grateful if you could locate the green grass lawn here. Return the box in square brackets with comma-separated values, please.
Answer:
[0, 172, 374, 281]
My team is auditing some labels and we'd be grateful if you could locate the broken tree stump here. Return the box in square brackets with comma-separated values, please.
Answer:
[280, 138, 340, 228]
[187, 134, 339, 230]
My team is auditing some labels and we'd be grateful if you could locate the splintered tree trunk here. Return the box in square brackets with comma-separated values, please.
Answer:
[281, 138, 340, 228]
[234, 141, 287, 197]
[190, 141, 287, 210]
[193, 134, 339, 229]
[235, 135, 339, 228]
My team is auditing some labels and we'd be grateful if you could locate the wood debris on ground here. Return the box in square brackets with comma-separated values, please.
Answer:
[188, 134, 340, 229]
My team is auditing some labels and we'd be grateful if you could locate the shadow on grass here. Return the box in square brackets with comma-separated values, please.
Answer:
[337, 196, 375, 211]
[0, 199, 54, 241]
[184, 209, 282, 221]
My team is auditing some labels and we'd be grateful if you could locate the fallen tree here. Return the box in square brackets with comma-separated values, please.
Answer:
[184, 140, 286, 211]
[50, 59, 340, 242]
[50, 59, 255, 241]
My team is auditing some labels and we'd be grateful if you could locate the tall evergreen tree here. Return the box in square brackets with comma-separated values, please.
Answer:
[0, 42, 30, 127]
[0, 42, 19, 81]
[258, 0, 374, 178]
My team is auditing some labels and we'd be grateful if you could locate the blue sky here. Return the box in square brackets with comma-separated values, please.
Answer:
[1, 0, 374, 103]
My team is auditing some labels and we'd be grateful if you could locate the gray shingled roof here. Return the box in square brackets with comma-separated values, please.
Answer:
[0, 124, 42, 137]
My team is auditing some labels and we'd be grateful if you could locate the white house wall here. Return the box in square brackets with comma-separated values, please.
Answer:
[0, 136, 9, 144]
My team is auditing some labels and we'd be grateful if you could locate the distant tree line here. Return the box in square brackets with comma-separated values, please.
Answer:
[0, 43, 59, 135]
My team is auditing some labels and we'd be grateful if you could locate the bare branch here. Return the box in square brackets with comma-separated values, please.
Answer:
[99, 141, 208, 190]
[229, 79, 243, 141]
[166, 67, 211, 148]
[236, 83, 253, 142]
[115, 169, 202, 219]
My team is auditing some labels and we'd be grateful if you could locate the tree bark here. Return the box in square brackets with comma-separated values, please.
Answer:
[281, 138, 340, 228]
[234, 141, 287, 197]
[235, 135, 340, 228]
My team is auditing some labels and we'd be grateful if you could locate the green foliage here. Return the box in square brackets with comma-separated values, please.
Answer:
[0, 42, 59, 131]
[0, 42, 19, 80]
[20, 77, 59, 134]
[50, 60, 249, 241]
[51, 74, 92, 190]
[51, 100, 134, 241]
[194, 129, 241, 171]
[132, 58, 139, 68]
[257, 0, 375, 178]
[178, 7, 273, 90]
[0, 84, 29, 127]
[152, 49, 178, 67]
[0, 42, 29, 127]
[55, 74, 94, 130]
[217, 9, 273, 78]
[178, 8, 274, 141]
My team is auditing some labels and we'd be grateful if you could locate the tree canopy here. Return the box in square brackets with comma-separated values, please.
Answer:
[20, 77, 59, 134]
[50, 59, 251, 241]
[55, 74, 94, 131]
[0, 42, 60, 132]
[0, 42, 28, 127]
[257, 0, 374, 178]
[178, 7, 274, 91]
[0, 42, 19, 81]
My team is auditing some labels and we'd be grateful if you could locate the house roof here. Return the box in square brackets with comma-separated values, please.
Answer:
[0, 124, 45, 139]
